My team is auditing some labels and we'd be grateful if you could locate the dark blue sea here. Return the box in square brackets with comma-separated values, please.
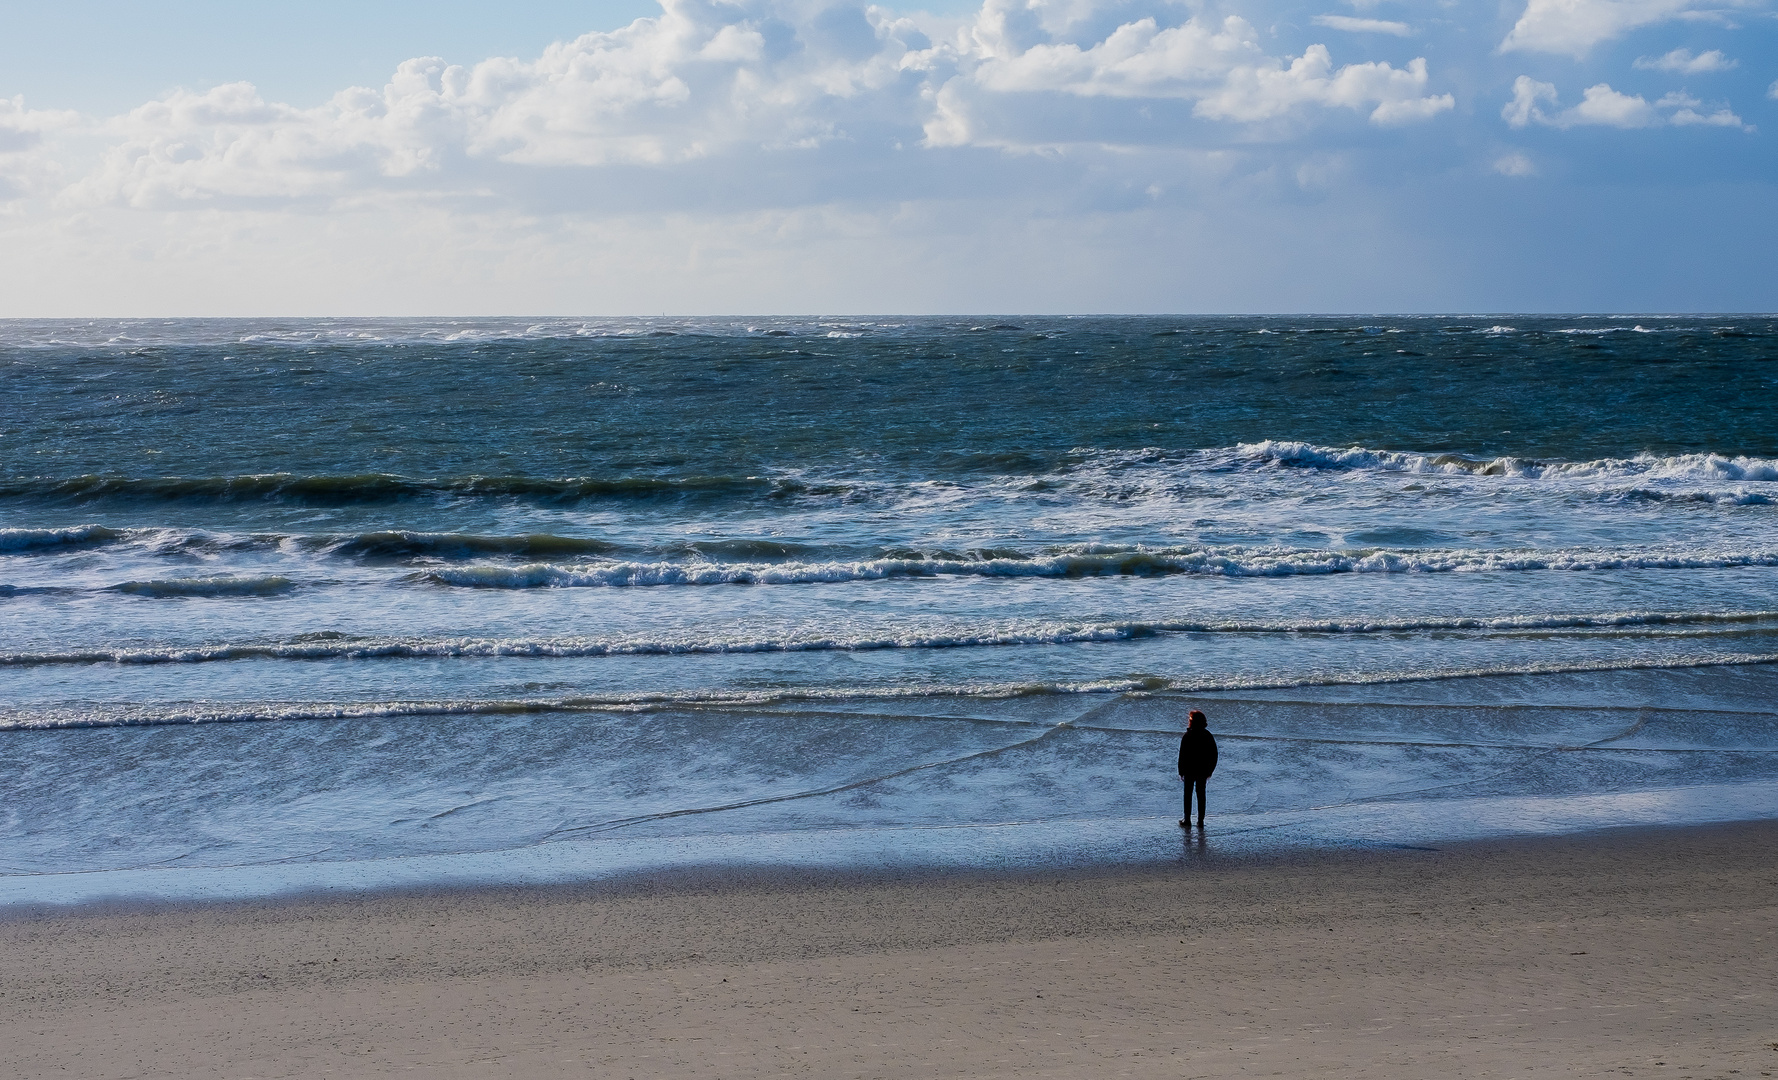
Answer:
[4, 315, 1777, 903]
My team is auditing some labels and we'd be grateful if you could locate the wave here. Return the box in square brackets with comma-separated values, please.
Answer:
[0, 472, 809, 506]
[1550, 325, 1681, 335]
[426, 546, 1778, 587]
[1225, 442, 1778, 483]
[109, 575, 297, 598]
[6, 652, 1776, 731]
[0, 317, 860, 349]
[10, 529, 1778, 592]
[322, 530, 624, 560]
[1607, 488, 1773, 506]
[0, 525, 312, 561]
[0, 524, 837, 567]
[0, 524, 122, 552]
[0, 678, 1171, 730]
[0, 585, 72, 598]
[2, 627, 1162, 666]
[8, 610, 1774, 668]
[4, 442, 1775, 515]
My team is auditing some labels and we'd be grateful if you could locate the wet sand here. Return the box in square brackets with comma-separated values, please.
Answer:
[3, 821, 1776, 1079]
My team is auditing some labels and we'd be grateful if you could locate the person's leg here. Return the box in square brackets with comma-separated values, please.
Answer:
[1194, 778, 1207, 825]
[1180, 778, 1190, 827]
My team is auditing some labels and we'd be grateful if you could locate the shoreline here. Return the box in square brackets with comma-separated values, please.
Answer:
[5, 820, 1775, 1077]
[0, 814, 1767, 922]
[9, 661, 1776, 914]
[8, 773, 1778, 912]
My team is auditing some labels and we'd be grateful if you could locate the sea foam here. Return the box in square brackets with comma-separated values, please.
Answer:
[6, 649, 1778, 730]
[424, 547, 1778, 588]
[7, 610, 1770, 667]
[1228, 441, 1778, 483]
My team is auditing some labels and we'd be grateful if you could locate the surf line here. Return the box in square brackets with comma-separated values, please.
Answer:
[540, 722, 1074, 841]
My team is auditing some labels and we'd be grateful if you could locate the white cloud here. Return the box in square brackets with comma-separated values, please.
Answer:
[1499, 0, 1735, 57]
[1660, 90, 1752, 125]
[1568, 82, 1662, 126]
[1769, 78, 1778, 99]
[1502, 76, 1557, 126]
[1190, 46, 1453, 125]
[1503, 75, 1748, 129]
[56, 0, 932, 207]
[1312, 15, 1414, 35]
[1493, 150, 1536, 175]
[948, 14, 1451, 132]
[24, 0, 1456, 209]
[70, 0, 934, 208]
[2, 0, 1773, 318]
[0, 96, 80, 153]
[962, 15, 1270, 99]
[0, 96, 83, 204]
[1668, 109, 1746, 125]
[1503, 77, 1656, 127]
[1633, 47, 1737, 72]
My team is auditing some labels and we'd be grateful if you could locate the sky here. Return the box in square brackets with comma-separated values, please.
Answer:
[0, 0, 1773, 315]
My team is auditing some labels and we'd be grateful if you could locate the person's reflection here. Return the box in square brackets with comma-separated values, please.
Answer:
[1180, 822, 1209, 861]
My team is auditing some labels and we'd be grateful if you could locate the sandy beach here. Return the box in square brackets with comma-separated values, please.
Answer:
[3, 821, 1775, 1079]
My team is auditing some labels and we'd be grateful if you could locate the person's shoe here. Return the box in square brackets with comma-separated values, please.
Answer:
[1178, 819, 1190, 828]
[1196, 819, 1205, 828]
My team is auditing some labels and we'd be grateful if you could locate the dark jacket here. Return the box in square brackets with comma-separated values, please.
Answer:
[1178, 727, 1218, 780]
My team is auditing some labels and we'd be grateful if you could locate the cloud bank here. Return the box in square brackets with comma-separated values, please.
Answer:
[0, 0, 1772, 314]
[22, 0, 1462, 213]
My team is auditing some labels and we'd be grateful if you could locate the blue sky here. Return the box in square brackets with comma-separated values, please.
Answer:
[0, 3, 684, 113]
[0, 0, 1773, 314]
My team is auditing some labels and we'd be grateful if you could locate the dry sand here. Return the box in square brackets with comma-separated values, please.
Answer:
[3, 822, 1776, 1079]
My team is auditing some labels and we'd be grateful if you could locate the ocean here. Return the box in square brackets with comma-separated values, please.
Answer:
[4, 314, 1777, 903]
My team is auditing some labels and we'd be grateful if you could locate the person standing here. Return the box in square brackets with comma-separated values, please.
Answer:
[1177, 709, 1218, 829]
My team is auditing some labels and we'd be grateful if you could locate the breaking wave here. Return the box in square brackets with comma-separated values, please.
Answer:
[4, 445, 1774, 517]
[8, 610, 1774, 668]
[0, 524, 122, 552]
[426, 546, 1778, 587]
[5, 651, 1776, 730]
[110, 575, 297, 598]
[323, 530, 625, 560]
[0, 472, 811, 505]
[1226, 441, 1778, 483]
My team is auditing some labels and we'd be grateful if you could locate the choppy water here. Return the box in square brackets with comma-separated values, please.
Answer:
[4, 315, 1777, 903]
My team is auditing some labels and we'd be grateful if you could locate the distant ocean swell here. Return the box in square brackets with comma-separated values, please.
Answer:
[0, 317, 1765, 350]
[6, 652, 1777, 731]
[8, 611, 1775, 668]
[0, 473, 807, 505]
